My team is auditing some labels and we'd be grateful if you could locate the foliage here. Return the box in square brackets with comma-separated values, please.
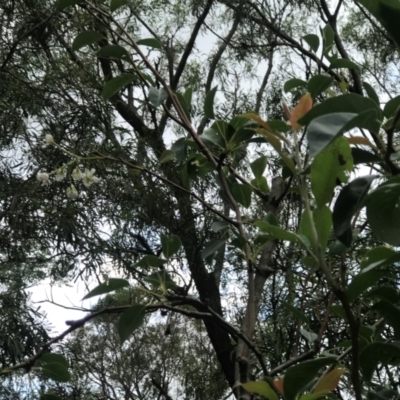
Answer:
[1, 0, 400, 399]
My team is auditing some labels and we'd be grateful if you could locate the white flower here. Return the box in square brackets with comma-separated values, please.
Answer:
[45, 134, 54, 145]
[36, 172, 50, 186]
[55, 167, 66, 182]
[66, 185, 79, 199]
[72, 167, 83, 181]
[82, 168, 101, 188]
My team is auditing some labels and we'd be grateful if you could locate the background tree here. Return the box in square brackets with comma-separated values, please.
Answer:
[1, 0, 400, 400]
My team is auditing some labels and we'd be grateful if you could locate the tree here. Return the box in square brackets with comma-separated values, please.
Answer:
[2, 0, 400, 399]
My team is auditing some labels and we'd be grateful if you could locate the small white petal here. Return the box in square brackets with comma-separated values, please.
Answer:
[66, 185, 79, 199]
[45, 134, 54, 145]
[72, 167, 83, 181]
[36, 172, 50, 185]
[55, 168, 66, 182]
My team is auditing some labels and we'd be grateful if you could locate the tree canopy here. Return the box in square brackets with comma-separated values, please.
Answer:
[2, 0, 400, 399]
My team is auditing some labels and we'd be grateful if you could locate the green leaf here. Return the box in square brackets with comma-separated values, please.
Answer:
[144, 271, 177, 289]
[117, 304, 146, 343]
[202, 128, 225, 149]
[211, 221, 230, 232]
[329, 58, 362, 72]
[102, 73, 136, 100]
[232, 184, 252, 208]
[72, 31, 104, 51]
[356, 0, 400, 49]
[307, 75, 334, 98]
[384, 95, 400, 118]
[255, 222, 309, 248]
[175, 92, 191, 121]
[268, 120, 291, 132]
[361, 246, 400, 272]
[283, 357, 337, 400]
[110, 0, 129, 12]
[333, 176, 376, 247]
[300, 328, 318, 343]
[372, 301, 400, 339]
[40, 353, 68, 368]
[251, 177, 269, 193]
[135, 255, 167, 267]
[283, 302, 310, 324]
[97, 44, 130, 61]
[359, 342, 400, 382]
[171, 138, 187, 161]
[82, 278, 130, 300]
[347, 269, 386, 302]
[311, 137, 353, 208]
[250, 156, 268, 178]
[242, 381, 278, 400]
[181, 163, 191, 189]
[204, 86, 218, 119]
[284, 78, 307, 93]
[56, 0, 81, 11]
[202, 239, 227, 259]
[307, 111, 377, 158]
[136, 38, 162, 49]
[367, 286, 400, 303]
[299, 94, 382, 134]
[322, 24, 335, 53]
[351, 148, 382, 165]
[42, 363, 71, 382]
[303, 34, 320, 53]
[183, 87, 193, 107]
[161, 234, 181, 258]
[159, 149, 175, 164]
[148, 87, 168, 107]
[363, 82, 380, 105]
[366, 177, 400, 246]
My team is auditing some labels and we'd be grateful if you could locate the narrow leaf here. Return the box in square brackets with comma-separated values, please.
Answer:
[290, 93, 313, 131]
[204, 86, 218, 119]
[72, 31, 105, 51]
[242, 381, 278, 400]
[313, 368, 346, 397]
[117, 304, 146, 343]
[329, 58, 362, 72]
[82, 279, 130, 300]
[135, 255, 167, 267]
[137, 38, 162, 49]
[363, 81, 380, 105]
[284, 78, 307, 93]
[97, 44, 130, 60]
[202, 239, 227, 259]
[159, 149, 176, 164]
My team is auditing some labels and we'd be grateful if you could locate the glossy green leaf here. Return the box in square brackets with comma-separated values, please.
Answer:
[367, 286, 400, 303]
[363, 82, 380, 105]
[175, 92, 191, 121]
[356, 0, 400, 48]
[308, 75, 334, 98]
[268, 120, 291, 132]
[384, 95, 400, 118]
[359, 342, 400, 382]
[204, 86, 218, 119]
[161, 234, 181, 258]
[42, 363, 71, 382]
[329, 58, 362, 72]
[202, 128, 225, 149]
[347, 269, 386, 302]
[102, 73, 136, 100]
[351, 148, 382, 165]
[284, 78, 307, 93]
[322, 24, 335, 53]
[366, 177, 400, 246]
[56, 0, 81, 10]
[307, 111, 377, 158]
[333, 176, 376, 247]
[40, 353, 68, 368]
[159, 149, 175, 164]
[311, 137, 353, 207]
[372, 300, 400, 339]
[82, 278, 130, 300]
[242, 380, 278, 400]
[303, 34, 320, 52]
[137, 38, 162, 49]
[283, 357, 337, 400]
[144, 270, 176, 289]
[97, 44, 130, 60]
[117, 304, 146, 343]
[148, 87, 168, 107]
[232, 184, 252, 208]
[299, 94, 382, 133]
[255, 222, 309, 248]
[171, 138, 187, 161]
[211, 221, 230, 232]
[202, 239, 227, 259]
[312, 368, 346, 398]
[251, 177, 269, 193]
[360, 246, 400, 271]
[135, 255, 167, 267]
[72, 31, 104, 51]
[110, 0, 129, 11]
[250, 156, 268, 178]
